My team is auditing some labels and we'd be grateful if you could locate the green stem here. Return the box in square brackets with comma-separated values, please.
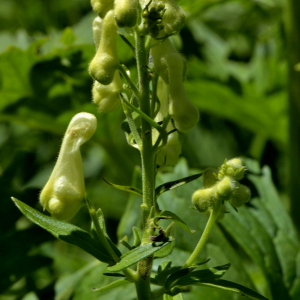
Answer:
[118, 65, 141, 99]
[182, 201, 222, 269]
[134, 28, 155, 300]
[151, 72, 159, 117]
[121, 94, 143, 149]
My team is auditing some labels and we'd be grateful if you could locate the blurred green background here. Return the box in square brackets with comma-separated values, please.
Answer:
[1, 0, 299, 299]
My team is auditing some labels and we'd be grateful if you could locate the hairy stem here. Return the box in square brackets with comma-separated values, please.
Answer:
[134, 28, 155, 300]
[182, 200, 222, 268]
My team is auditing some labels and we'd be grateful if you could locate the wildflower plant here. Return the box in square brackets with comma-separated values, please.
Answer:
[12, 1, 269, 299]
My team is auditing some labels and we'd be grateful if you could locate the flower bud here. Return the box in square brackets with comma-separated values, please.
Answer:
[218, 158, 245, 180]
[140, 0, 185, 35]
[93, 16, 103, 50]
[192, 188, 215, 213]
[203, 168, 218, 188]
[151, 39, 199, 132]
[156, 129, 181, 167]
[154, 78, 181, 167]
[91, 0, 114, 18]
[160, 0, 186, 35]
[40, 113, 97, 220]
[215, 176, 235, 201]
[114, 0, 138, 28]
[230, 183, 251, 208]
[92, 71, 123, 113]
[89, 10, 119, 85]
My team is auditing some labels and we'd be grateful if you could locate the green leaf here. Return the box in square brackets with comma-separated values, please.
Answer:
[107, 242, 171, 272]
[155, 172, 203, 198]
[55, 261, 99, 300]
[185, 79, 287, 145]
[102, 178, 143, 197]
[165, 265, 199, 291]
[12, 198, 115, 265]
[164, 293, 185, 300]
[60, 27, 76, 46]
[96, 208, 122, 257]
[175, 263, 231, 287]
[93, 278, 131, 293]
[117, 166, 143, 240]
[158, 210, 195, 234]
[197, 279, 269, 300]
[132, 226, 142, 248]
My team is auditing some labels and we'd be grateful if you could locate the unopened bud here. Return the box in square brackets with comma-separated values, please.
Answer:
[40, 113, 97, 220]
[92, 71, 123, 113]
[192, 188, 215, 213]
[215, 176, 235, 201]
[114, 0, 138, 28]
[91, 0, 114, 18]
[93, 16, 103, 50]
[219, 158, 245, 180]
[89, 10, 119, 85]
[161, 0, 186, 34]
[151, 39, 199, 132]
[230, 183, 251, 208]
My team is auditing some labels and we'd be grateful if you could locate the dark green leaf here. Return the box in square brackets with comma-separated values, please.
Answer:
[155, 172, 203, 198]
[165, 265, 198, 291]
[175, 263, 230, 287]
[107, 242, 171, 272]
[93, 278, 131, 293]
[197, 279, 269, 300]
[102, 178, 143, 197]
[158, 210, 195, 233]
[12, 198, 115, 265]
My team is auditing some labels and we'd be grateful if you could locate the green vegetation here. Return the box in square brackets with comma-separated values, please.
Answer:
[0, 0, 299, 299]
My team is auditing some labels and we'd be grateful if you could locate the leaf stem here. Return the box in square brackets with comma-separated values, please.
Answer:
[182, 200, 222, 269]
[117, 65, 140, 99]
[84, 196, 120, 263]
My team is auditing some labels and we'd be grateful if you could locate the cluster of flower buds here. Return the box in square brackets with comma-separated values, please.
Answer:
[151, 38, 199, 132]
[192, 158, 251, 220]
[140, 0, 185, 36]
[40, 113, 97, 220]
[89, 0, 139, 112]
[141, 1, 166, 38]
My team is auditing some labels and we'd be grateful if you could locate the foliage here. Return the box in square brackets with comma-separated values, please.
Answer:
[0, 0, 294, 299]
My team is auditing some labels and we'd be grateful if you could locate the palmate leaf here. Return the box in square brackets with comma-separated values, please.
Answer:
[155, 172, 203, 198]
[107, 241, 171, 272]
[12, 198, 115, 265]
[196, 279, 269, 300]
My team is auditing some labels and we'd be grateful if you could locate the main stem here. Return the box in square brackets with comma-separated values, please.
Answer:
[134, 29, 155, 300]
